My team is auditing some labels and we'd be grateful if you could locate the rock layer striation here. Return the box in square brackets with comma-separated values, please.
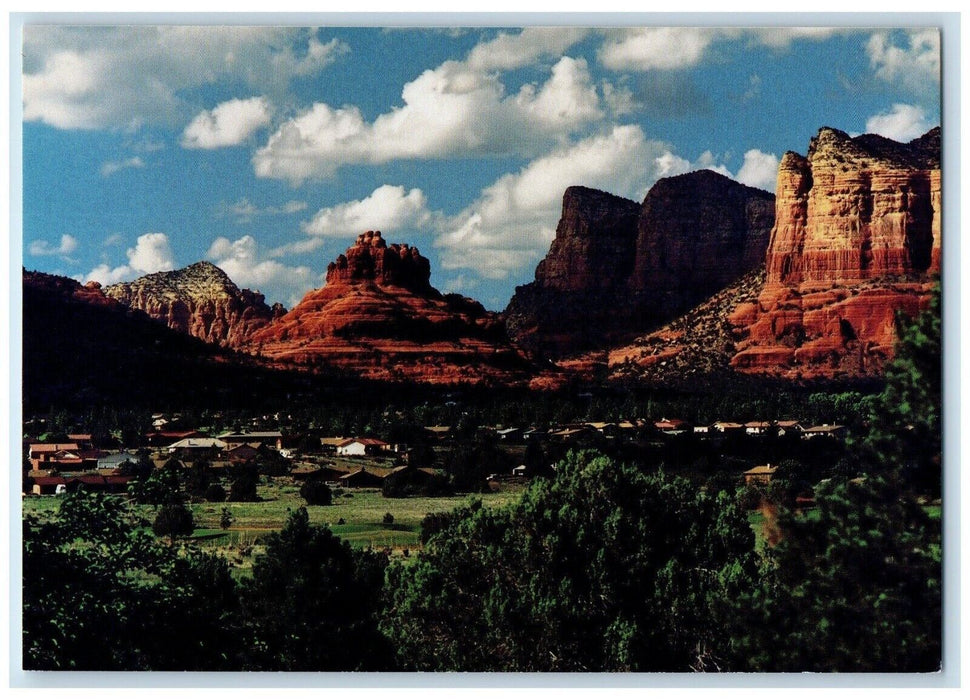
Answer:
[505, 172, 775, 355]
[248, 231, 535, 385]
[730, 127, 940, 378]
[103, 261, 284, 349]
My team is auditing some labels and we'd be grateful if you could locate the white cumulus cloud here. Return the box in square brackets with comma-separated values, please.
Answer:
[127, 232, 175, 273]
[302, 185, 433, 238]
[81, 232, 175, 285]
[206, 234, 321, 307]
[182, 96, 273, 149]
[253, 53, 604, 184]
[597, 27, 850, 73]
[23, 26, 347, 130]
[598, 27, 719, 71]
[516, 57, 603, 129]
[82, 264, 137, 286]
[735, 149, 780, 191]
[654, 152, 694, 178]
[864, 103, 933, 142]
[29, 234, 79, 257]
[465, 27, 590, 72]
[867, 29, 940, 92]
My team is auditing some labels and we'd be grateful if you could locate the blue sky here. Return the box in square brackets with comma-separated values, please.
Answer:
[21, 24, 941, 310]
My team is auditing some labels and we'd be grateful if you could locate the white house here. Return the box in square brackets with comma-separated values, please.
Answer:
[336, 438, 389, 456]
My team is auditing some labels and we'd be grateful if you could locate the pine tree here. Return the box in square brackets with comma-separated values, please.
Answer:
[861, 283, 941, 495]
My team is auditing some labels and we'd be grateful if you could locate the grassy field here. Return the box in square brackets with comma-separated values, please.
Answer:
[22, 477, 529, 574]
[23, 479, 942, 576]
[193, 479, 526, 549]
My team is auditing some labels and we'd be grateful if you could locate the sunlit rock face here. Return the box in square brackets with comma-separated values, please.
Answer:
[247, 231, 535, 386]
[730, 127, 940, 379]
[104, 261, 283, 349]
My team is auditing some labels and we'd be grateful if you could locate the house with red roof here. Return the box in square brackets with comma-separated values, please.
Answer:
[336, 438, 390, 456]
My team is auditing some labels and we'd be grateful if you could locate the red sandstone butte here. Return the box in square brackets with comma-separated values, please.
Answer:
[505, 171, 774, 356]
[247, 231, 534, 385]
[730, 127, 940, 379]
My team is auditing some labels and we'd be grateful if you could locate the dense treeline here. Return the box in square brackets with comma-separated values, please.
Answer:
[383, 451, 758, 671]
[28, 383, 882, 448]
[22, 289, 941, 672]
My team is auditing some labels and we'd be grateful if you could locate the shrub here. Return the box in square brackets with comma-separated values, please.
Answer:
[382, 450, 759, 672]
[238, 507, 392, 670]
[300, 479, 333, 506]
[382, 512, 395, 526]
[204, 483, 227, 502]
[419, 511, 454, 544]
[152, 503, 195, 542]
[228, 463, 259, 502]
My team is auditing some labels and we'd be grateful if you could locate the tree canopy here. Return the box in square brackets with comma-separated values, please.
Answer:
[727, 476, 941, 672]
[239, 507, 392, 671]
[23, 491, 242, 670]
[861, 283, 942, 495]
[725, 288, 943, 672]
[382, 450, 758, 671]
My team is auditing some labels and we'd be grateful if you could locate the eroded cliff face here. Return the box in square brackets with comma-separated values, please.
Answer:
[504, 187, 641, 355]
[248, 231, 536, 386]
[505, 173, 774, 356]
[730, 127, 940, 378]
[103, 261, 284, 349]
[325, 229, 433, 292]
[765, 127, 939, 286]
[531, 186, 642, 292]
[630, 170, 775, 320]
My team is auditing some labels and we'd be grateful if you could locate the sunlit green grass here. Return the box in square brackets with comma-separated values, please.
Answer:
[23, 477, 527, 565]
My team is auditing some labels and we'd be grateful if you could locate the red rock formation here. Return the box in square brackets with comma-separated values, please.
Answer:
[630, 169, 775, 316]
[325, 230, 433, 291]
[103, 261, 283, 349]
[504, 187, 640, 355]
[765, 127, 939, 286]
[531, 187, 642, 292]
[505, 173, 774, 356]
[731, 127, 940, 378]
[248, 232, 535, 385]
